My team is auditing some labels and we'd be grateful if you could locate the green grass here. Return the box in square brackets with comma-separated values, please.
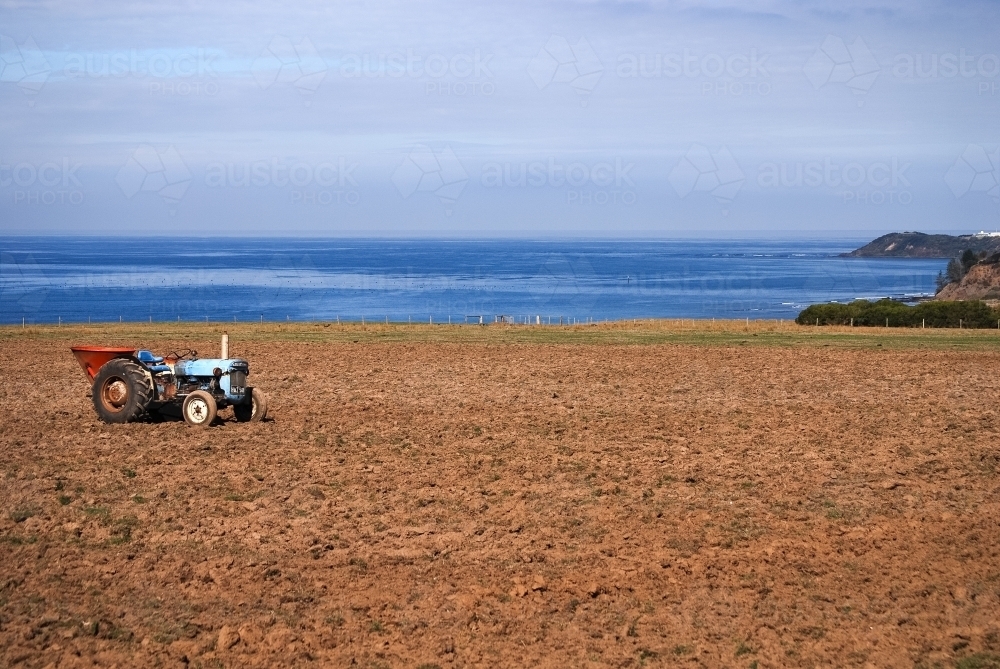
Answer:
[107, 517, 137, 544]
[9, 505, 38, 523]
[6, 320, 1000, 350]
[1, 534, 37, 545]
[82, 505, 110, 519]
[957, 653, 1000, 669]
[222, 491, 263, 502]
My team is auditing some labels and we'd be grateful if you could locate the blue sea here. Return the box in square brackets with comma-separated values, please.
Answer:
[0, 237, 946, 324]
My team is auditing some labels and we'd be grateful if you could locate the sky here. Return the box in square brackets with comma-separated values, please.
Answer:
[1, 0, 999, 238]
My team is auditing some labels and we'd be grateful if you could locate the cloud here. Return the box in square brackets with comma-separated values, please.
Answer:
[0, 0, 997, 236]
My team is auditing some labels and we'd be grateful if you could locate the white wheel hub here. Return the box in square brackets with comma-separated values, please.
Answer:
[187, 398, 209, 422]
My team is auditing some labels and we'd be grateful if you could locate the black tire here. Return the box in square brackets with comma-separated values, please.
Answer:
[91, 358, 153, 424]
[233, 388, 267, 423]
[182, 390, 217, 427]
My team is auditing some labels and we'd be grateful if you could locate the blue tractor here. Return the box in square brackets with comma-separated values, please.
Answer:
[71, 334, 267, 427]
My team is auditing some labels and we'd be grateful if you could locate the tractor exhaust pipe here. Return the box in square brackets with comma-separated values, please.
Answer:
[221, 333, 229, 359]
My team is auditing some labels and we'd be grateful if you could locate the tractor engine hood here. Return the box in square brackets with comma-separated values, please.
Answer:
[172, 358, 249, 378]
[172, 358, 250, 401]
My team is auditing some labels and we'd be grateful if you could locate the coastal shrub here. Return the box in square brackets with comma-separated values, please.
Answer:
[796, 299, 1000, 328]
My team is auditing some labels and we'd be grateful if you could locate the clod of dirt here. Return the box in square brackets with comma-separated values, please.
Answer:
[216, 625, 240, 651]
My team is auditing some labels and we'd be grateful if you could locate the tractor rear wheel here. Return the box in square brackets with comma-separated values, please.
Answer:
[92, 358, 153, 424]
[233, 388, 267, 423]
[182, 390, 217, 427]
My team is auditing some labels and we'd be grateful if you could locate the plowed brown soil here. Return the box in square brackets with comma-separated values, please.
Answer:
[2, 324, 999, 669]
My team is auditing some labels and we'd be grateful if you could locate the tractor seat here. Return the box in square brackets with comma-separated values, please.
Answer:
[136, 350, 165, 364]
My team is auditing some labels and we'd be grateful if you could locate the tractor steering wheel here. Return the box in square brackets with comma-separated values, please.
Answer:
[169, 349, 197, 360]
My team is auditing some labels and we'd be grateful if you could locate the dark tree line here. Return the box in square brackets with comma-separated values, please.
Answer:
[797, 298, 1000, 328]
[937, 249, 992, 293]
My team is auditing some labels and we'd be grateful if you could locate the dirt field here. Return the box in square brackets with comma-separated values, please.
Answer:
[1, 322, 999, 668]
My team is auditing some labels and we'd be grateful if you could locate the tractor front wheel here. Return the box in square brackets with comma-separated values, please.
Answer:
[182, 390, 217, 427]
[92, 359, 153, 424]
[233, 388, 267, 423]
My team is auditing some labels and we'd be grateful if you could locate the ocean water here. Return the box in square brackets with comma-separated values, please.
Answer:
[0, 237, 946, 324]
